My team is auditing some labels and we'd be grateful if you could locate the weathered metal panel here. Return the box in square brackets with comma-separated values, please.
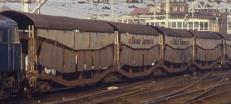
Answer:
[89, 33, 115, 49]
[165, 47, 193, 63]
[164, 36, 193, 63]
[38, 30, 115, 72]
[120, 33, 160, 67]
[94, 50, 101, 69]
[75, 32, 90, 50]
[196, 39, 222, 49]
[38, 29, 75, 48]
[195, 46, 222, 61]
[38, 29, 115, 50]
[63, 49, 76, 73]
[165, 37, 192, 49]
[120, 46, 133, 66]
[77, 47, 113, 71]
[77, 51, 85, 71]
[121, 33, 159, 49]
[85, 51, 92, 69]
[100, 47, 113, 69]
[56, 30, 75, 48]
[143, 46, 160, 65]
[39, 42, 64, 70]
[120, 46, 160, 66]
[55, 45, 64, 71]
[194, 38, 222, 61]
[39, 42, 52, 68]
[75, 32, 115, 50]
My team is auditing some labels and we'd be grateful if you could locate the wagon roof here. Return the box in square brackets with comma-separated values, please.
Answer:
[0, 15, 17, 28]
[157, 27, 193, 38]
[0, 10, 115, 33]
[190, 31, 223, 39]
[219, 33, 231, 40]
[109, 22, 159, 36]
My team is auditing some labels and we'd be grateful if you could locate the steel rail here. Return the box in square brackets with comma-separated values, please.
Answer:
[143, 72, 211, 104]
[144, 72, 231, 104]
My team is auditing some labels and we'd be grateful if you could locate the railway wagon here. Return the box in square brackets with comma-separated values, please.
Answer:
[156, 28, 194, 73]
[0, 10, 162, 96]
[108, 22, 161, 78]
[221, 34, 231, 67]
[190, 31, 223, 70]
[0, 10, 229, 99]
[1, 10, 118, 90]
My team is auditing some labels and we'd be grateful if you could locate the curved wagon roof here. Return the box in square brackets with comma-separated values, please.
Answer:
[156, 27, 194, 38]
[219, 33, 231, 40]
[109, 22, 159, 36]
[0, 15, 17, 28]
[0, 10, 115, 33]
[190, 31, 223, 39]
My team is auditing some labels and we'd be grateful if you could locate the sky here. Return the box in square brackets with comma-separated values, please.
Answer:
[0, 0, 230, 19]
[0, 0, 150, 19]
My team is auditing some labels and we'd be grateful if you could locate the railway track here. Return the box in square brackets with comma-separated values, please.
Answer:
[41, 73, 198, 104]
[143, 71, 231, 104]
[37, 78, 157, 104]
[3, 70, 230, 104]
[44, 72, 215, 104]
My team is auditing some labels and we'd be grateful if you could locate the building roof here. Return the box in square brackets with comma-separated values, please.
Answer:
[129, 8, 149, 16]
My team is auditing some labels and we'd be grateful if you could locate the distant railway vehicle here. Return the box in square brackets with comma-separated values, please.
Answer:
[0, 10, 229, 99]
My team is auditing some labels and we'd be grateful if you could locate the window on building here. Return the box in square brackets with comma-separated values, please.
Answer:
[194, 22, 199, 30]
[204, 22, 208, 30]
[180, 7, 185, 12]
[173, 6, 178, 11]
[172, 22, 177, 29]
[200, 22, 204, 30]
[228, 22, 231, 34]
[168, 22, 171, 28]
[161, 22, 165, 26]
[183, 22, 187, 29]
[189, 22, 193, 30]
[177, 22, 183, 29]
[155, 22, 160, 26]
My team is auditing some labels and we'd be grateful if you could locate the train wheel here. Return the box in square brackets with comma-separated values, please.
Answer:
[187, 66, 197, 75]
[37, 81, 52, 93]
[103, 73, 121, 83]
[152, 68, 167, 77]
